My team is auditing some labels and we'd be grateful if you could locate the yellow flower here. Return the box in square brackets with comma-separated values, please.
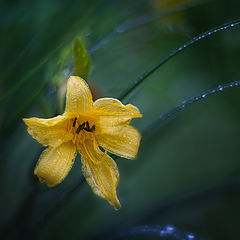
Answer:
[23, 76, 142, 210]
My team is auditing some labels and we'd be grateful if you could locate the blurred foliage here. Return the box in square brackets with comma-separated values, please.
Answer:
[73, 38, 91, 79]
[0, 0, 240, 239]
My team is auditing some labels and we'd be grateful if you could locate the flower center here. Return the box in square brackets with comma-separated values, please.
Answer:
[73, 117, 96, 133]
[69, 117, 96, 144]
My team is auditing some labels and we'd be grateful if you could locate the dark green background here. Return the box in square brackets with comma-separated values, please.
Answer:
[0, 0, 239, 239]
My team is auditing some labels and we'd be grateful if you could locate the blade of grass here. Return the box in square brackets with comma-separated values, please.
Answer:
[143, 80, 240, 137]
[118, 19, 240, 101]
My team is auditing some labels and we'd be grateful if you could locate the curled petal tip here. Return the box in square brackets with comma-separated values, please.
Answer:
[65, 76, 93, 113]
[22, 118, 29, 124]
[34, 171, 57, 188]
[68, 75, 81, 83]
[113, 200, 122, 210]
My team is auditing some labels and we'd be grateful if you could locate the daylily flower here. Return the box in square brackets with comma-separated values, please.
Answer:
[23, 76, 142, 209]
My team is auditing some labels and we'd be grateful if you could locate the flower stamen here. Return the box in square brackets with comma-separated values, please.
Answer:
[73, 117, 77, 127]
[76, 122, 85, 134]
[85, 121, 90, 131]
[75, 121, 96, 134]
[84, 121, 96, 132]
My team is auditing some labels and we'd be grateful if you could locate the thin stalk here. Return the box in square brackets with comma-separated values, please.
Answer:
[118, 19, 240, 101]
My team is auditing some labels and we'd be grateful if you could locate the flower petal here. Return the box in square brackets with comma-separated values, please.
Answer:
[93, 98, 142, 126]
[23, 115, 69, 147]
[64, 76, 93, 114]
[79, 139, 121, 210]
[97, 125, 141, 159]
[34, 141, 76, 187]
[92, 98, 142, 159]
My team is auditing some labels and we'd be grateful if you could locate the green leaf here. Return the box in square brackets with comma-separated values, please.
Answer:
[73, 38, 91, 80]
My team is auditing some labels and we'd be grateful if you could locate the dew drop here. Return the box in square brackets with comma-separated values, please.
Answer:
[165, 225, 175, 233]
[46, 85, 56, 96]
[202, 94, 206, 98]
[187, 233, 195, 239]
[218, 85, 223, 91]
[160, 230, 166, 236]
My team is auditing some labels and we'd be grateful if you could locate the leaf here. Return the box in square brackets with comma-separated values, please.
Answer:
[73, 38, 91, 80]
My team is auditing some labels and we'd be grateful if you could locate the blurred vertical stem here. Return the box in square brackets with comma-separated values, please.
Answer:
[118, 19, 240, 101]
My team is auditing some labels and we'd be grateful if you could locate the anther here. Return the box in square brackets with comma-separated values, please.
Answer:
[81, 122, 85, 129]
[90, 125, 95, 132]
[83, 121, 95, 132]
[76, 122, 85, 134]
[76, 121, 95, 133]
[73, 117, 77, 127]
[85, 121, 90, 131]
[76, 125, 81, 134]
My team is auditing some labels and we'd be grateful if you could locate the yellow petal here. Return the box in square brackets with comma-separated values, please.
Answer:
[93, 98, 142, 126]
[34, 141, 76, 187]
[92, 98, 142, 159]
[64, 76, 93, 114]
[23, 115, 69, 147]
[79, 139, 121, 210]
[97, 125, 141, 159]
